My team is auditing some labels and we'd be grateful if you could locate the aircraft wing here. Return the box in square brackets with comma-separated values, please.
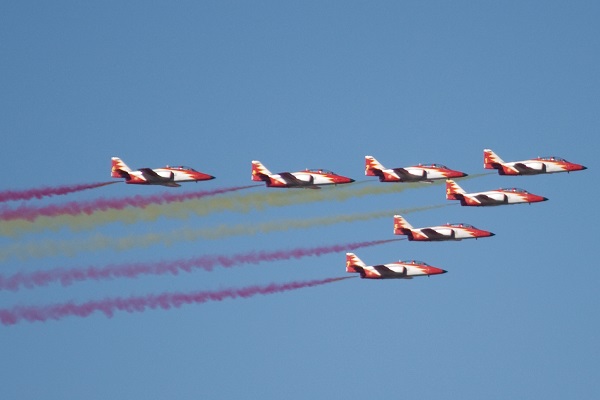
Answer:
[512, 163, 540, 174]
[279, 172, 321, 189]
[420, 228, 449, 240]
[372, 264, 405, 278]
[474, 194, 502, 205]
[139, 168, 181, 187]
[391, 168, 425, 182]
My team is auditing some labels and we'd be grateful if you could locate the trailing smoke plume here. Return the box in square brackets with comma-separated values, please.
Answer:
[0, 277, 353, 325]
[0, 204, 446, 261]
[0, 182, 117, 203]
[0, 176, 465, 236]
[0, 239, 398, 291]
[0, 185, 258, 222]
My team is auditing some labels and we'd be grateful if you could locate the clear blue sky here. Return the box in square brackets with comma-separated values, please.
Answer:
[1, 1, 598, 399]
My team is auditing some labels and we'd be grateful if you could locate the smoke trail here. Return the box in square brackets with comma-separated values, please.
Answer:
[0, 276, 353, 325]
[0, 185, 258, 222]
[0, 182, 117, 203]
[0, 175, 484, 236]
[0, 204, 447, 261]
[0, 239, 397, 291]
[0, 182, 442, 237]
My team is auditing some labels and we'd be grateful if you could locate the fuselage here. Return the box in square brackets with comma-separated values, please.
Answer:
[261, 170, 354, 188]
[126, 166, 215, 185]
[375, 165, 467, 182]
[484, 152, 587, 175]
[355, 261, 447, 279]
[396, 223, 495, 241]
[458, 188, 547, 206]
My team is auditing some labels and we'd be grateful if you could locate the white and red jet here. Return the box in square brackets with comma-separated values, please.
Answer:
[393, 215, 495, 241]
[484, 149, 587, 176]
[365, 155, 467, 183]
[111, 157, 215, 187]
[446, 179, 548, 207]
[346, 253, 447, 279]
[251, 160, 354, 189]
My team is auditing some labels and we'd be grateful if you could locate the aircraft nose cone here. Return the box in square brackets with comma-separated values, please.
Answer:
[581, 166, 588, 170]
[542, 197, 549, 201]
[429, 267, 447, 275]
[488, 232, 495, 237]
[337, 176, 354, 183]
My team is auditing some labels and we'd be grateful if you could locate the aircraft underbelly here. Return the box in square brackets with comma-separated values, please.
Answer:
[403, 168, 426, 181]
[544, 164, 563, 173]
[425, 171, 443, 180]
[405, 267, 426, 277]
[291, 173, 313, 183]
[453, 230, 471, 239]
[506, 195, 524, 204]
[480, 192, 506, 204]
[435, 228, 453, 237]
[311, 176, 332, 185]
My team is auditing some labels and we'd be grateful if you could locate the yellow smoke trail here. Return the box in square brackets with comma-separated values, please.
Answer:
[0, 174, 483, 237]
[0, 204, 451, 261]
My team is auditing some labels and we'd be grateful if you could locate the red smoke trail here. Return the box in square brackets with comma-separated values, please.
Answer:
[0, 276, 353, 325]
[0, 182, 117, 203]
[0, 185, 257, 222]
[0, 239, 398, 291]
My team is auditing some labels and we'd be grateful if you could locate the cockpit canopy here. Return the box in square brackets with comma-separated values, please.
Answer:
[305, 168, 334, 175]
[400, 260, 430, 266]
[538, 156, 566, 162]
[499, 187, 528, 193]
[418, 163, 448, 169]
[166, 165, 197, 171]
[447, 223, 474, 228]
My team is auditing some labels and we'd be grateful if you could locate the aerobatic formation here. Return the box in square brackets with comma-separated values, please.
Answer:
[0, 150, 587, 324]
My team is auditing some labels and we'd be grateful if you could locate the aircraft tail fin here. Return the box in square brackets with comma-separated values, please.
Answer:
[393, 215, 413, 235]
[365, 156, 385, 176]
[111, 157, 132, 178]
[346, 253, 367, 273]
[251, 160, 272, 181]
[483, 149, 504, 169]
[446, 179, 465, 200]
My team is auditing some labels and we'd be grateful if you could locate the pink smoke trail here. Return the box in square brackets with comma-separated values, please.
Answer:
[0, 239, 399, 291]
[0, 182, 117, 203]
[0, 185, 258, 222]
[0, 276, 353, 325]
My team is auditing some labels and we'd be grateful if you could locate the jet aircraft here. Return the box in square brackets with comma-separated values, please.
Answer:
[484, 149, 587, 175]
[346, 253, 447, 279]
[111, 157, 215, 187]
[365, 155, 467, 183]
[446, 179, 548, 206]
[251, 160, 354, 189]
[393, 215, 495, 241]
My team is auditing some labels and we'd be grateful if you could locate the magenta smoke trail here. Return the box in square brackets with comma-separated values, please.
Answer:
[0, 182, 117, 203]
[0, 276, 352, 325]
[0, 239, 398, 291]
[0, 185, 257, 222]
